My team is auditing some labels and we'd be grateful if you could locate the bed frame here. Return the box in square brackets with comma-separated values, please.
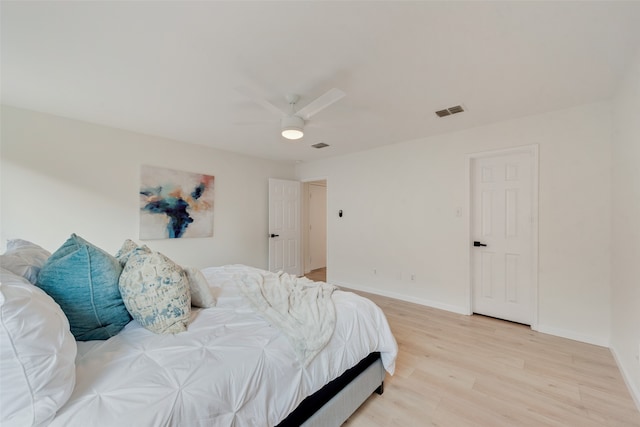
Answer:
[277, 352, 385, 427]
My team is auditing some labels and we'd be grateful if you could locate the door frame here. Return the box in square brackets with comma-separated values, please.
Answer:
[467, 144, 539, 330]
[301, 177, 329, 275]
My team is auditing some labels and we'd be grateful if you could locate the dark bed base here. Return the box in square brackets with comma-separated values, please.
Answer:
[276, 352, 383, 427]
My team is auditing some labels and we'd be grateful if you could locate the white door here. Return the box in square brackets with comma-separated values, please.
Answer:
[309, 183, 327, 270]
[268, 178, 301, 276]
[471, 146, 537, 325]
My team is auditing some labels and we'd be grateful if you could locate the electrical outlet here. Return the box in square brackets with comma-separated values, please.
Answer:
[410, 274, 415, 281]
[373, 269, 377, 275]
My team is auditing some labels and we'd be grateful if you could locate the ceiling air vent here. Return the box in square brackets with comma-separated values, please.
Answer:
[311, 142, 329, 149]
[435, 105, 465, 117]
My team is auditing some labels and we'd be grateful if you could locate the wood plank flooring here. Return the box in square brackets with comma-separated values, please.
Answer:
[336, 290, 640, 426]
[304, 267, 327, 282]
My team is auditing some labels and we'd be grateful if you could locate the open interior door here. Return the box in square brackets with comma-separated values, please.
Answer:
[268, 178, 301, 276]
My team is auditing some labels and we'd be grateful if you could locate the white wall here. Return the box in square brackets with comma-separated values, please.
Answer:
[611, 52, 640, 407]
[297, 102, 612, 346]
[0, 106, 295, 269]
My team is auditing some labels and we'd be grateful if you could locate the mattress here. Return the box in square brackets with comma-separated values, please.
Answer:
[50, 265, 397, 427]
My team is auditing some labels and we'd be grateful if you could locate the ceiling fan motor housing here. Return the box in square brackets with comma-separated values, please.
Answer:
[281, 115, 305, 139]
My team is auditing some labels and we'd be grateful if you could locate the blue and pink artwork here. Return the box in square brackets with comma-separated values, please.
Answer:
[139, 165, 214, 239]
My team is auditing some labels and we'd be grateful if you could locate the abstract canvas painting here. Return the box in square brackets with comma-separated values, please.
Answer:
[139, 165, 214, 239]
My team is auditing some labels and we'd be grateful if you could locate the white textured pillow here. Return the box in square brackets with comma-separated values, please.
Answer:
[0, 268, 77, 427]
[183, 266, 217, 308]
[119, 246, 191, 334]
[0, 239, 51, 284]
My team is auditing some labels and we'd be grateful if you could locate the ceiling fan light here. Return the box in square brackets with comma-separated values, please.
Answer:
[282, 127, 304, 140]
[281, 116, 305, 140]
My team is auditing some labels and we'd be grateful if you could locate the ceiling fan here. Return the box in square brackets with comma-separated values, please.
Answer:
[236, 87, 345, 140]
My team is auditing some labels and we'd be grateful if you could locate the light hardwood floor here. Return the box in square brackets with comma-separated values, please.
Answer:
[336, 289, 640, 426]
[304, 267, 327, 282]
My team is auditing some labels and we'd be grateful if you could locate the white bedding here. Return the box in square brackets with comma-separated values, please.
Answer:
[238, 269, 337, 366]
[50, 265, 397, 427]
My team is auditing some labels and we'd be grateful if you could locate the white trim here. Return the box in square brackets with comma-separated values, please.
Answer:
[531, 144, 539, 330]
[300, 176, 329, 184]
[301, 182, 311, 275]
[465, 152, 473, 316]
[334, 280, 469, 315]
[535, 324, 609, 347]
[611, 346, 640, 411]
[467, 144, 539, 329]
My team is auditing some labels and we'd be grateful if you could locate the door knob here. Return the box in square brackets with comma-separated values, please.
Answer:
[270, 234, 280, 238]
[473, 241, 487, 247]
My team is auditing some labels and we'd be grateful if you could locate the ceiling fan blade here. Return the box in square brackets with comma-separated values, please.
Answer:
[295, 88, 345, 120]
[235, 86, 285, 117]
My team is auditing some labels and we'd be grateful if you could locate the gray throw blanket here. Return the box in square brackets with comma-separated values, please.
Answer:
[237, 270, 337, 366]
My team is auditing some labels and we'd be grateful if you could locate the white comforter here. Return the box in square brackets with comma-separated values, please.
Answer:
[50, 265, 397, 427]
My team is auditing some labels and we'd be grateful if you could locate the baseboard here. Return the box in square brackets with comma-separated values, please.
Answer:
[611, 346, 640, 412]
[333, 280, 469, 315]
[335, 281, 615, 348]
[535, 324, 609, 347]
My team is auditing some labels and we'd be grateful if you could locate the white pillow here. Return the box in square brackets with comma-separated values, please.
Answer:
[119, 246, 191, 334]
[0, 268, 77, 427]
[0, 239, 51, 284]
[183, 266, 217, 308]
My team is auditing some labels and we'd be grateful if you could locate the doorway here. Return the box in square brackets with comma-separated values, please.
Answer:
[303, 180, 327, 282]
[469, 145, 538, 327]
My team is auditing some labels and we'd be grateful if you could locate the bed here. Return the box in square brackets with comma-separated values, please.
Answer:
[1, 241, 397, 427]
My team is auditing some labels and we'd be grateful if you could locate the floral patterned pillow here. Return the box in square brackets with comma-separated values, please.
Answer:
[114, 239, 139, 267]
[118, 246, 191, 334]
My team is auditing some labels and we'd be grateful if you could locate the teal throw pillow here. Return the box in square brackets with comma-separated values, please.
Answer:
[36, 234, 131, 341]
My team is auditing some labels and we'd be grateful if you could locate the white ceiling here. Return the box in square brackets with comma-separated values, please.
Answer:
[2, 1, 640, 163]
